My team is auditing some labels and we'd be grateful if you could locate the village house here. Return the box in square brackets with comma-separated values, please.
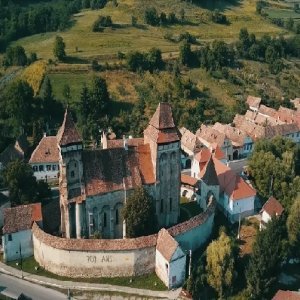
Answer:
[155, 228, 186, 289]
[0, 136, 29, 170]
[29, 135, 60, 182]
[180, 127, 203, 169]
[196, 125, 233, 161]
[212, 122, 253, 159]
[247, 95, 261, 112]
[181, 174, 200, 202]
[260, 196, 284, 230]
[2, 203, 43, 262]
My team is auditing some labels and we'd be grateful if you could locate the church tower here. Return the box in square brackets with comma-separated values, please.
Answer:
[57, 110, 85, 238]
[144, 103, 181, 227]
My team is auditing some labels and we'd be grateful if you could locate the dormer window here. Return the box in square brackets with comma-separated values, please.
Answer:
[71, 171, 75, 178]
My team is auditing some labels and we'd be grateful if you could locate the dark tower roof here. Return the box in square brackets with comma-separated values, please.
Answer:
[57, 109, 82, 146]
[200, 156, 219, 186]
[144, 103, 181, 144]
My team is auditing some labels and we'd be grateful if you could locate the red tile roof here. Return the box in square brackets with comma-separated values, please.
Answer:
[144, 103, 181, 144]
[3, 203, 42, 234]
[180, 127, 203, 153]
[57, 110, 82, 146]
[106, 138, 144, 149]
[196, 125, 228, 148]
[247, 95, 261, 109]
[156, 228, 179, 262]
[82, 145, 155, 197]
[149, 103, 176, 129]
[194, 148, 212, 164]
[273, 290, 300, 300]
[213, 158, 256, 201]
[261, 196, 284, 217]
[181, 174, 198, 187]
[29, 136, 59, 163]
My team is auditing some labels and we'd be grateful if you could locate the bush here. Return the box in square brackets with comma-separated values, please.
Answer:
[92, 16, 113, 32]
[211, 9, 228, 24]
[144, 7, 159, 26]
[179, 32, 197, 44]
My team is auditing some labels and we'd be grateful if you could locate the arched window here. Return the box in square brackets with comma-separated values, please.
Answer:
[115, 209, 119, 225]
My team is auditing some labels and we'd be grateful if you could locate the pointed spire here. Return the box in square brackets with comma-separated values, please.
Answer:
[57, 109, 82, 146]
[144, 103, 181, 144]
[149, 103, 176, 129]
[201, 156, 219, 186]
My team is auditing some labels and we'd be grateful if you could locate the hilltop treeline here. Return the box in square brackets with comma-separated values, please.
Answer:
[0, 0, 108, 51]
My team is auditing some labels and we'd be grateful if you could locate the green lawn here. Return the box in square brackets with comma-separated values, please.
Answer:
[12, 0, 284, 61]
[7, 256, 167, 291]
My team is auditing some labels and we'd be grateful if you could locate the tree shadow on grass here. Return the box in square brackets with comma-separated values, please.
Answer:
[191, 0, 242, 12]
[63, 56, 89, 64]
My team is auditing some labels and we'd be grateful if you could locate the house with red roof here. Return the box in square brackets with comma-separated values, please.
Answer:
[29, 135, 60, 182]
[2, 203, 43, 262]
[260, 196, 284, 230]
[273, 290, 300, 300]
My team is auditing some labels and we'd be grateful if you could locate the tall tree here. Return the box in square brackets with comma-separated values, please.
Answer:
[246, 217, 287, 299]
[179, 41, 193, 66]
[53, 35, 66, 61]
[206, 231, 235, 298]
[122, 187, 157, 238]
[3, 160, 50, 206]
[287, 197, 300, 255]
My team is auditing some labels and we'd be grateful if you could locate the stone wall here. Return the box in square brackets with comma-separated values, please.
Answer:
[32, 198, 216, 278]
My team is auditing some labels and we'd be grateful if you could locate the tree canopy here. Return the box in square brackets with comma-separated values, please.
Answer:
[122, 187, 157, 238]
[287, 197, 300, 256]
[2, 160, 50, 206]
[206, 231, 235, 298]
[53, 35, 66, 61]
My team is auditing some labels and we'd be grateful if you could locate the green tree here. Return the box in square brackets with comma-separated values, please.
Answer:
[246, 217, 287, 299]
[122, 187, 157, 237]
[4, 46, 27, 66]
[3, 160, 50, 206]
[53, 36, 66, 61]
[144, 7, 159, 26]
[206, 232, 235, 298]
[287, 197, 300, 255]
[179, 41, 193, 66]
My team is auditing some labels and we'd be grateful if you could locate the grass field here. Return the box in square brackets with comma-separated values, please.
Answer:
[13, 0, 284, 61]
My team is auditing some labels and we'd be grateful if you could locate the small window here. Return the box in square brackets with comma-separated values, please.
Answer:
[52, 165, 56, 171]
[115, 209, 119, 225]
[165, 263, 169, 274]
[160, 199, 163, 213]
[33, 166, 38, 172]
[39, 165, 44, 172]
[46, 165, 51, 171]
[103, 212, 107, 228]
[8, 234, 12, 241]
[70, 171, 75, 178]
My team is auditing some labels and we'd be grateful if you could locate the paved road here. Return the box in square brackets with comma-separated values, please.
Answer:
[0, 273, 67, 300]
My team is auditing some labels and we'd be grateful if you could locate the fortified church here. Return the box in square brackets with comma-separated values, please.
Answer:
[58, 103, 182, 239]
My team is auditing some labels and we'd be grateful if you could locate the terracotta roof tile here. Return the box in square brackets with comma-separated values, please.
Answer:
[144, 103, 181, 144]
[3, 203, 42, 234]
[29, 136, 59, 164]
[149, 103, 175, 129]
[82, 146, 155, 197]
[261, 196, 284, 217]
[57, 110, 82, 146]
[247, 96, 261, 109]
[259, 104, 277, 118]
[213, 158, 256, 200]
[273, 290, 300, 300]
[106, 138, 144, 149]
[181, 174, 198, 187]
[156, 228, 179, 262]
[32, 222, 157, 251]
[180, 127, 203, 153]
[196, 125, 227, 148]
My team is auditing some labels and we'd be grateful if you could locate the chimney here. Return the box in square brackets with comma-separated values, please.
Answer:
[43, 132, 47, 137]
[123, 135, 128, 151]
